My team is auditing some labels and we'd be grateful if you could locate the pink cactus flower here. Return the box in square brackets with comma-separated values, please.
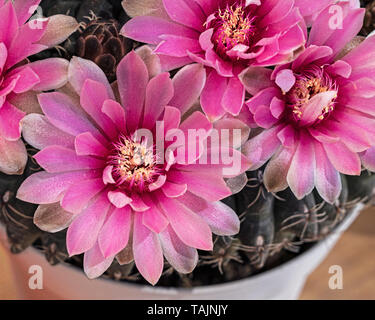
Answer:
[17, 51, 249, 285]
[121, 0, 333, 121]
[0, 0, 78, 175]
[242, 2, 374, 203]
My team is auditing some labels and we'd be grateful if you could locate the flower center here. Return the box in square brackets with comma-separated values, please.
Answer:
[285, 68, 338, 125]
[107, 135, 160, 192]
[209, 3, 256, 59]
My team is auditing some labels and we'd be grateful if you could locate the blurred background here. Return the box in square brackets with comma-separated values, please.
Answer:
[1, 206, 374, 300]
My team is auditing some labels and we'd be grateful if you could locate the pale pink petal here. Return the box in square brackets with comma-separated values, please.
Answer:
[213, 118, 250, 149]
[107, 190, 132, 208]
[68, 57, 114, 99]
[34, 202, 75, 233]
[67, 192, 111, 256]
[102, 165, 116, 185]
[361, 147, 375, 172]
[38, 14, 78, 48]
[323, 141, 361, 175]
[159, 195, 213, 250]
[38, 92, 102, 139]
[243, 126, 281, 170]
[264, 146, 295, 193]
[159, 225, 198, 274]
[133, 212, 163, 285]
[275, 69, 296, 93]
[286, 132, 315, 199]
[83, 242, 114, 279]
[162, 181, 187, 198]
[314, 141, 341, 204]
[239, 66, 273, 96]
[28, 58, 69, 91]
[98, 206, 132, 258]
[21, 114, 75, 150]
[0, 136, 27, 175]
[194, 201, 240, 236]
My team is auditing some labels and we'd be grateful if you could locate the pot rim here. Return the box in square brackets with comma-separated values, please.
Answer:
[0, 203, 363, 295]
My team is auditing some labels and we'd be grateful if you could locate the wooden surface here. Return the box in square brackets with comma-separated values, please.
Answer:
[0, 207, 374, 300]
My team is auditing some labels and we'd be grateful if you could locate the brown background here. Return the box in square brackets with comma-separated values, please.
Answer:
[1, 207, 374, 300]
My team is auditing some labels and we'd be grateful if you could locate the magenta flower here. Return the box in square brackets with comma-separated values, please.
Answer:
[0, 0, 78, 175]
[17, 51, 249, 284]
[121, 0, 332, 121]
[242, 2, 373, 203]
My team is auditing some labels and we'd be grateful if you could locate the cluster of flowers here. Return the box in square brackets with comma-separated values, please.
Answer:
[3, 0, 375, 285]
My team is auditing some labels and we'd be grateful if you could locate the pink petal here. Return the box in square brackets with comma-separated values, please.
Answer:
[200, 70, 227, 121]
[167, 169, 231, 202]
[121, 16, 198, 45]
[98, 206, 132, 258]
[222, 77, 245, 116]
[17, 170, 99, 204]
[101, 99, 126, 133]
[287, 132, 316, 199]
[169, 63, 206, 115]
[61, 178, 105, 214]
[133, 212, 163, 285]
[75, 132, 108, 157]
[21, 114, 75, 150]
[159, 195, 213, 250]
[0, 101, 24, 140]
[0, 1, 18, 47]
[83, 242, 114, 279]
[163, 106, 181, 133]
[143, 72, 174, 129]
[314, 141, 341, 204]
[6, 66, 40, 94]
[142, 202, 169, 234]
[159, 225, 198, 274]
[323, 141, 361, 175]
[34, 146, 104, 173]
[38, 92, 102, 139]
[155, 34, 201, 57]
[28, 58, 69, 91]
[67, 192, 111, 256]
[102, 165, 116, 185]
[162, 0, 204, 31]
[80, 79, 117, 138]
[129, 193, 150, 212]
[117, 51, 149, 132]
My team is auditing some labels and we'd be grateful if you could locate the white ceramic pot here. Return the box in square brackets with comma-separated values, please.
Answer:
[0, 204, 362, 300]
